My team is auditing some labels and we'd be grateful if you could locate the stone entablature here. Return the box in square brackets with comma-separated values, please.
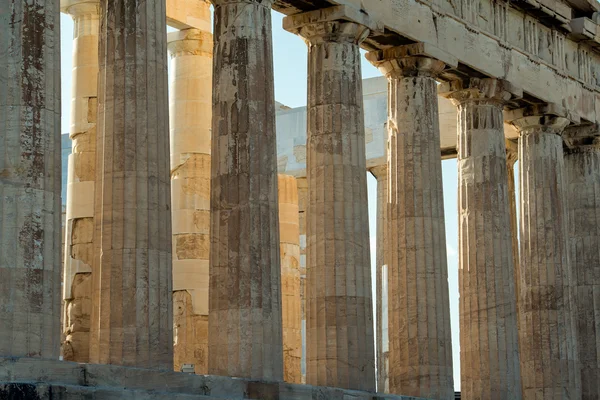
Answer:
[270, 0, 600, 127]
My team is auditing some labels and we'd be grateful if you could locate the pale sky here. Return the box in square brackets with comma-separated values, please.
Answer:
[59, 9, 479, 391]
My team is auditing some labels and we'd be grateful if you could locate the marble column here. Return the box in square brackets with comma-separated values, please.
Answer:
[372, 165, 389, 393]
[168, 26, 213, 375]
[565, 134, 600, 400]
[278, 175, 302, 384]
[61, 0, 100, 363]
[507, 105, 581, 399]
[209, 0, 283, 381]
[505, 139, 520, 322]
[0, 0, 62, 360]
[283, 8, 376, 392]
[367, 44, 454, 399]
[297, 177, 308, 384]
[90, 0, 173, 369]
[443, 79, 522, 399]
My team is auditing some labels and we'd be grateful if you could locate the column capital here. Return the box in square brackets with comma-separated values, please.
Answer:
[438, 78, 522, 106]
[61, 0, 100, 16]
[370, 165, 387, 180]
[167, 29, 213, 58]
[366, 43, 457, 78]
[283, 5, 378, 45]
[505, 103, 576, 135]
[564, 124, 600, 152]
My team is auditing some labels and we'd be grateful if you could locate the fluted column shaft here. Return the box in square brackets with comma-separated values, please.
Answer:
[209, 0, 283, 381]
[565, 139, 600, 400]
[168, 25, 213, 375]
[0, 0, 62, 360]
[61, 0, 100, 363]
[284, 15, 375, 391]
[367, 48, 454, 399]
[446, 81, 521, 399]
[90, 0, 173, 369]
[372, 165, 389, 393]
[509, 110, 580, 399]
[278, 175, 302, 384]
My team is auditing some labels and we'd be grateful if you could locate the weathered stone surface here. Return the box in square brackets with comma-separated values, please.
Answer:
[443, 79, 522, 399]
[507, 106, 581, 399]
[0, 357, 432, 400]
[209, 0, 283, 381]
[278, 175, 302, 384]
[0, 0, 62, 359]
[90, 0, 173, 369]
[296, 177, 308, 384]
[173, 291, 209, 376]
[284, 9, 376, 392]
[168, 26, 213, 376]
[61, 0, 100, 364]
[62, 272, 92, 362]
[565, 136, 600, 400]
[371, 165, 389, 394]
[367, 46, 454, 399]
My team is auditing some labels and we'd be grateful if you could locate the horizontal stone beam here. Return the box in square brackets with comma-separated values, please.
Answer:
[166, 0, 211, 31]
[274, 0, 600, 127]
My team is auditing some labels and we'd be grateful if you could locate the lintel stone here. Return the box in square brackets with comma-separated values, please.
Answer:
[166, 0, 211, 31]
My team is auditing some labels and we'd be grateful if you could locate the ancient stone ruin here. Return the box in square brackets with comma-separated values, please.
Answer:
[1, 0, 599, 399]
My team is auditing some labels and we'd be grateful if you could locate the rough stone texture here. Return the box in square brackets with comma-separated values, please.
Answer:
[173, 291, 209, 375]
[0, 357, 432, 400]
[367, 47, 454, 399]
[445, 79, 521, 399]
[90, 0, 173, 369]
[209, 0, 283, 381]
[168, 26, 213, 376]
[278, 175, 302, 384]
[508, 108, 581, 399]
[0, 0, 62, 359]
[284, 12, 376, 392]
[61, 272, 92, 363]
[565, 139, 600, 400]
[372, 165, 389, 394]
[60, 0, 100, 364]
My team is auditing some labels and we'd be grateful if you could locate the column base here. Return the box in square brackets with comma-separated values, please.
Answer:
[0, 357, 431, 399]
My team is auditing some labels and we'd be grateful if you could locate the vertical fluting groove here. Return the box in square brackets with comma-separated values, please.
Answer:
[565, 145, 600, 400]
[208, 0, 283, 381]
[518, 127, 580, 399]
[0, 0, 62, 359]
[456, 100, 521, 399]
[387, 75, 453, 399]
[168, 26, 213, 375]
[303, 23, 375, 392]
[373, 165, 389, 393]
[90, 0, 172, 369]
[62, 0, 100, 364]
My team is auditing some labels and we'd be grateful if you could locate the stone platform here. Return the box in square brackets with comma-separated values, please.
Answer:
[0, 357, 426, 400]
